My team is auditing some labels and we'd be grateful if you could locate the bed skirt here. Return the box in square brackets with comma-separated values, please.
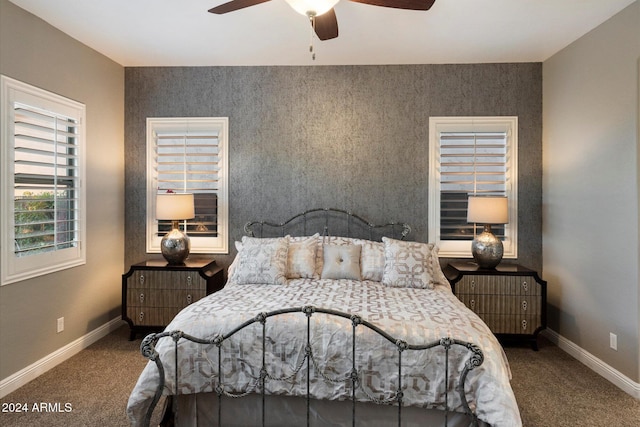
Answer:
[170, 392, 489, 427]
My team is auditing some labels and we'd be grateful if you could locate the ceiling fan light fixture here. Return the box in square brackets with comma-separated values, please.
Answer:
[285, 0, 340, 17]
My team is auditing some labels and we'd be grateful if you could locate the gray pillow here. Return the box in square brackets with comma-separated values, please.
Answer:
[321, 244, 362, 280]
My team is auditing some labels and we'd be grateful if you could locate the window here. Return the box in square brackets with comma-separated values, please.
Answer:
[146, 117, 229, 254]
[428, 117, 518, 258]
[1, 76, 86, 285]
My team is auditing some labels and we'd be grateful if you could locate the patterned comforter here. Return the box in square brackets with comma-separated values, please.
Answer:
[127, 278, 522, 427]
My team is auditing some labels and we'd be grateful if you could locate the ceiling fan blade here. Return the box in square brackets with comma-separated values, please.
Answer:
[208, 0, 272, 14]
[348, 0, 435, 11]
[313, 9, 339, 41]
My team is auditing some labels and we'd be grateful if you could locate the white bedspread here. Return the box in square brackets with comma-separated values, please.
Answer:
[127, 279, 522, 427]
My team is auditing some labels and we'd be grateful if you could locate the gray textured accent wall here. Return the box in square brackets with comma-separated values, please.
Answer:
[125, 64, 542, 272]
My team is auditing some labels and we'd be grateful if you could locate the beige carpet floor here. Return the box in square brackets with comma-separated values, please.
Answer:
[1, 325, 638, 426]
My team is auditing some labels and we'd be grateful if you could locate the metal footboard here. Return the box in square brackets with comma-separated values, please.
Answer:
[140, 306, 484, 427]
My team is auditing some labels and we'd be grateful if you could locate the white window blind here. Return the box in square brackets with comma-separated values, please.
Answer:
[155, 131, 220, 238]
[428, 117, 517, 258]
[1, 75, 86, 285]
[439, 131, 507, 240]
[13, 103, 81, 254]
[146, 117, 229, 254]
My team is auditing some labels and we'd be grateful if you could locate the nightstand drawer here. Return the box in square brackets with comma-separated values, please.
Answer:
[481, 314, 542, 335]
[455, 275, 540, 296]
[458, 294, 541, 315]
[128, 270, 207, 290]
[126, 307, 183, 326]
[127, 288, 207, 308]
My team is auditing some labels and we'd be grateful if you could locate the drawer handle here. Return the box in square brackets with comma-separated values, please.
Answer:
[187, 294, 192, 304]
[470, 280, 475, 290]
[139, 312, 144, 322]
[521, 319, 528, 330]
[139, 293, 145, 303]
[521, 300, 528, 311]
[139, 275, 145, 285]
[470, 299, 476, 310]
[187, 276, 192, 287]
[522, 281, 528, 292]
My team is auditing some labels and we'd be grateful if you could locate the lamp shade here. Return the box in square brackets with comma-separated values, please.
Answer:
[467, 196, 508, 224]
[156, 193, 195, 220]
[285, 0, 340, 16]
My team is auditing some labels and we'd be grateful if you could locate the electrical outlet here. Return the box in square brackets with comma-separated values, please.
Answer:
[609, 332, 617, 351]
[57, 317, 64, 333]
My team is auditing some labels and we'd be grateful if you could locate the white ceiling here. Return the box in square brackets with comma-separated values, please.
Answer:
[7, 0, 636, 66]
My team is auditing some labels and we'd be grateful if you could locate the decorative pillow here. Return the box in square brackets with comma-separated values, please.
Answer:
[230, 236, 289, 285]
[322, 236, 359, 246]
[354, 239, 385, 281]
[382, 237, 436, 289]
[315, 236, 359, 276]
[429, 245, 450, 289]
[321, 244, 362, 280]
[286, 234, 319, 279]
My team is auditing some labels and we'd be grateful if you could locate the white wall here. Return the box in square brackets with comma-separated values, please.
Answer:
[543, 1, 640, 382]
[0, 0, 125, 387]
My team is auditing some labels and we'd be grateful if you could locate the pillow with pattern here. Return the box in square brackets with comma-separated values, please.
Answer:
[286, 234, 319, 279]
[382, 237, 438, 289]
[231, 236, 289, 285]
[428, 245, 450, 289]
[353, 239, 385, 281]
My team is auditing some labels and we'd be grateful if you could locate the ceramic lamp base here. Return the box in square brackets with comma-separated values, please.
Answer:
[160, 226, 190, 265]
[471, 224, 503, 269]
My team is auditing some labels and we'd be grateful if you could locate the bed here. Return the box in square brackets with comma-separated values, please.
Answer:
[127, 209, 522, 427]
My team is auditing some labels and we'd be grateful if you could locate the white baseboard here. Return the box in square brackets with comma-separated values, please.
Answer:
[542, 329, 640, 399]
[0, 317, 124, 399]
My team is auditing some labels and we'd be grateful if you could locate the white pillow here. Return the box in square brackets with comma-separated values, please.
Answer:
[230, 236, 289, 285]
[382, 237, 437, 289]
[321, 244, 362, 280]
[286, 234, 319, 279]
[315, 236, 359, 276]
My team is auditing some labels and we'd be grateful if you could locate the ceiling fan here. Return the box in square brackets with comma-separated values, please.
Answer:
[208, 0, 436, 42]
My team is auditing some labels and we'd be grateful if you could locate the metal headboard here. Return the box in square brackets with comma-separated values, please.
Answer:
[243, 208, 411, 241]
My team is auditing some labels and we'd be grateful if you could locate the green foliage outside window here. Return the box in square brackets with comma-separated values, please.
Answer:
[14, 191, 59, 255]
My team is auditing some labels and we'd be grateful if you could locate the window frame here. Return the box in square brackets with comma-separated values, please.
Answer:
[1, 75, 86, 286]
[145, 117, 229, 255]
[428, 116, 518, 259]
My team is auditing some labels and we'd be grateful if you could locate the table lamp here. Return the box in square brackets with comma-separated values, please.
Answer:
[467, 196, 508, 269]
[156, 193, 195, 265]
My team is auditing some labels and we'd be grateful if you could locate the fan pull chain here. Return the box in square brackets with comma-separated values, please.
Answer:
[309, 13, 316, 61]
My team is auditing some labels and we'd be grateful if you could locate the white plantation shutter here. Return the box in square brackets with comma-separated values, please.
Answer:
[428, 117, 517, 258]
[1, 76, 86, 285]
[13, 103, 81, 253]
[154, 132, 220, 238]
[439, 131, 507, 240]
[146, 117, 228, 254]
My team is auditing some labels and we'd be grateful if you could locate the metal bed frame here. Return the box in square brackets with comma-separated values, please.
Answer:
[140, 306, 484, 427]
[243, 207, 412, 241]
[137, 209, 483, 426]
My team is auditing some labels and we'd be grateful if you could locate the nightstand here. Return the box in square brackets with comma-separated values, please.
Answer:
[122, 258, 224, 340]
[444, 261, 547, 350]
